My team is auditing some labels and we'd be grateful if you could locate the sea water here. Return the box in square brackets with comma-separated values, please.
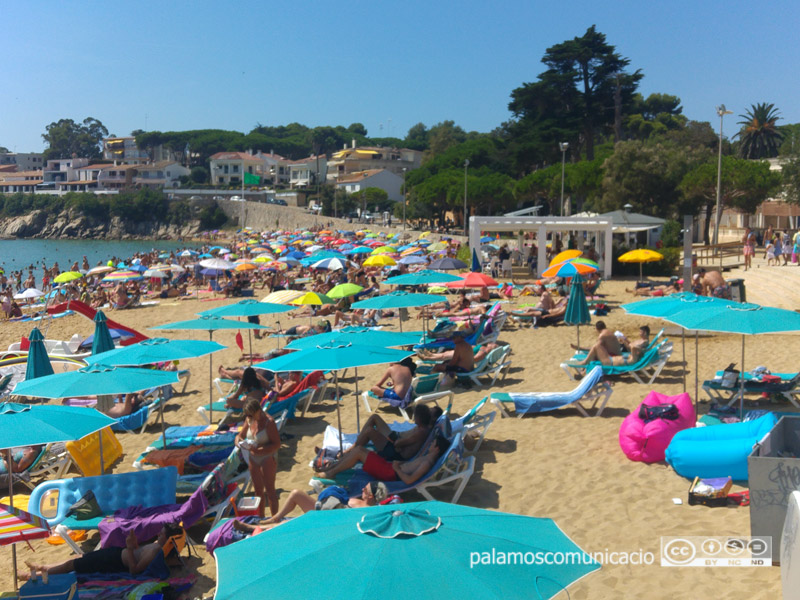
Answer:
[0, 239, 200, 283]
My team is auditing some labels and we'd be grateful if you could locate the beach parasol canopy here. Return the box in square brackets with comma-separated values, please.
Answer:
[363, 255, 396, 267]
[143, 269, 169, 279]
[564, 273, 591, 347]
[101, 270, 143, 283]
[84, 337, 225, 366]
[549, 249, 582, 266]
[214, 500, 599, 600]
[199, 258, 235, 270]
[12, 364, 180, 399]
[285, 327, 424, 351]
[541, 259, 598, 279]
[311, 257, 350, 271]
[446, 272, 499, 289]
[87, 265, 115, 276]
[352, 291, 447, 310]
[13, 288, 44, 300]
[261, 290, 306, 305]
[53, 271, 83, 284]
[199, 299, 293, 319]
[385, 271, 462, 286]
[427, 257, 467, 270]
[24, 328, 54, 381]
[328, 283, 363, 299]
[91, 310, 116, 356]
[291, 291, 335, 306]
[618, 249, 664, 281]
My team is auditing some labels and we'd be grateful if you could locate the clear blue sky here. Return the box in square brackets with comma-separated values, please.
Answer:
[3, 0, 799, 153]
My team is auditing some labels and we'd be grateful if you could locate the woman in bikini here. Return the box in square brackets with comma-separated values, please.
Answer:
[235, 398, 281, 518]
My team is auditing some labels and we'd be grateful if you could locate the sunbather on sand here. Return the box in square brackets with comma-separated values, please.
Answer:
[281, 319, 331, 338]
[626, 281, 681, 297]
[512, 296, 567, 318]
[334, 308, 379, 327]
[573, 325, 650, 366]
[218, 365, 272, 388]
[24, 524, 182, 579]
[317, 433, 449, 483]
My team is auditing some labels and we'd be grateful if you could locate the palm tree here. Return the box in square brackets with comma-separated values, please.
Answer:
[736, 102, 783, 159]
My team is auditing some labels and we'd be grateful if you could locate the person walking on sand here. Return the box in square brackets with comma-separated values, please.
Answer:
[743, 227, 755, 270]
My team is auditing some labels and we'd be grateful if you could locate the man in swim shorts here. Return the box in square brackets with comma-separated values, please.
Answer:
[370, 357, 416, 407]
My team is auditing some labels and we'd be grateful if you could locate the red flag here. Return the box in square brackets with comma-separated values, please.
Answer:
[235, 331, 244, 352]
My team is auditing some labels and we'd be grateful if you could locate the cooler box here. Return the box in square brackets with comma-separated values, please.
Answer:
[236, 496, 261, 517]
[19, 573, 78, 600]
[748, 415, 800, 563]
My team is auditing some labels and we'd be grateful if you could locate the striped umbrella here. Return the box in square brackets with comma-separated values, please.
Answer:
[261, 290, 306, 305]
[0, 502, 51, 546]
[102, 270, 143, 283]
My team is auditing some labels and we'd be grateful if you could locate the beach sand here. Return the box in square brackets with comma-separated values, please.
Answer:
[0, 270, 792, 598]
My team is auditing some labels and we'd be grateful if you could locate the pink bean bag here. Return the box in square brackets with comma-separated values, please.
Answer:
[619, 390, 695, 463]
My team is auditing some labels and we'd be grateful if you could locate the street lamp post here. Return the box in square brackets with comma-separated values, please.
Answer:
[402, 167, 407, 231]
[713, 105, 733, 246]
[559, 142, 569, 217]
[463, 159, 469, 237]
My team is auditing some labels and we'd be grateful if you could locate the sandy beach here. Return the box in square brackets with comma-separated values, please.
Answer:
[0, 257, 794, 598]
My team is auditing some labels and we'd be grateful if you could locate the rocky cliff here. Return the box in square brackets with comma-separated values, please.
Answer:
[0, 208, 202, 240]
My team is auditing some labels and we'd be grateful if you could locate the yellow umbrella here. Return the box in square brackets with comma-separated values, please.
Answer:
[363, 255, 397, 267]
[427, 242, 448, 252]
[254, 255, 273, 263]
[618, 249, 664, 281]
[261, 290, 306, 304]
[290, 291, 335, 306]
[418, 231, 431, 239]
[371, 246, 397, 255]
[53, 271, 84, 284]
[549, 249, 582, 267]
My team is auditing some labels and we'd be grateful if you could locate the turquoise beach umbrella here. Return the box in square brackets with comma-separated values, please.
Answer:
[24, 328, 54, 380]
[564, 273, 591, 347]
[254, 343, 414, 446]
[384, 271, 462, 286]
[91, 310, 116, 355]
[151, 316, 269, 423]
[197, 299, 293, 319]
[351, 292, 447, 331]
[84, 337, 225, 366]
[214, 501, 599, 600]
[285, 327, 424, 351]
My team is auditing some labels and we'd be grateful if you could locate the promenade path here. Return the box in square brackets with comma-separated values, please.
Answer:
[726, 251, 800, 310]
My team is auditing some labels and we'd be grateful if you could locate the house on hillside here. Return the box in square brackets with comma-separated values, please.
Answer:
[255, 151, 290, 186]
[37, 158, 89, 192]
[209, 152, 263, 185]
[327, 145, 421, 181]
[335, 169, 404, 202]
[103, 137, 176, 165]
[289, 155, 327, 189]
[0, 170, 43, 193]
[134, 161, 190, 189]
[0, 152, 44, 171]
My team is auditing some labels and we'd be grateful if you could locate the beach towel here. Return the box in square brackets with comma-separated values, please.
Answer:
[98, 486, 208, 548]
[77, 575, 195, 600]
[277, 370, 324, 401]
[206, 516, 261, 555]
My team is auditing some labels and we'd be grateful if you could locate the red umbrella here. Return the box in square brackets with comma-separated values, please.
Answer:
[446, 272, 499, 289]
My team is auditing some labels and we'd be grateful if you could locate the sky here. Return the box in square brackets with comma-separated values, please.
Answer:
[2, 0, 799, 153]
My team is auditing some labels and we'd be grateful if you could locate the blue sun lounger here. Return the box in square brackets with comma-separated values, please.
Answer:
[490, 365, 612, 417]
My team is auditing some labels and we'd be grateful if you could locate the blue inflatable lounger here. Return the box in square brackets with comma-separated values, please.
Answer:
[665, 413, 778, 481]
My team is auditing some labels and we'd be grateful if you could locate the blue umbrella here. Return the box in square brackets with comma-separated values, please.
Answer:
[480, 235, 494, 243]
[564, 273, 591, 347]
[151, 316, 268, 423]
[0, 402, 117, 584]
[84, 337, 225, 366]
[254, 343, 413, 445]
[215, 501, 599, 600]
[128, 264, 147, 273]
[384, 271, 462, 286]
[345, 246, 373, 255]
[398, 256, 427, 265]
[312, 257, 350, 271]
[24, 328, 54, 380]
[79, 328, 136, 350]
[91, 310, 116, 356]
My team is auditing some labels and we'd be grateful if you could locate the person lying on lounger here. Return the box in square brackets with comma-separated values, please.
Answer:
[418, 342, 499, 365]
[24, 524, 182, 579]
[512, 295, 567, 318]
[316, 433, 449, 484]
[573, 325, 650, 366]
[0, 446, 42, 473]
[625, 281, 681, 297]
[106, 393, 145, 418]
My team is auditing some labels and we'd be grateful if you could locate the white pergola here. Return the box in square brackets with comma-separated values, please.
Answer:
[468, 216, 614, 278]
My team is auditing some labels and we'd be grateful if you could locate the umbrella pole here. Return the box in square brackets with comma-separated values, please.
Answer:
[740, 335, 745, 421]
[160, 389, 167, 449]
[576, 324, 580, 349]
[695, 332, 699, 416]
[8, 449, 18, 593]
[639, 262, 643, 282]
[334, 371, 343, 455]
[248, 330, 253, 366]
[681, 328, 686, 393]
[209, 331, 214, 425]
[354, 367, 360, 431]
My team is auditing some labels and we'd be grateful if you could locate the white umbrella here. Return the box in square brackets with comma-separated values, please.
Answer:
[144, 269, 169, 279]
[13, 288, 44, 300]
[169, 264, 186, 273]
[199, 258, 235, 270]
[87, 266, 115, 276]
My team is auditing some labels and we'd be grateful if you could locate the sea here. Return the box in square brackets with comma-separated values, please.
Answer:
[0, 239, 202, 283]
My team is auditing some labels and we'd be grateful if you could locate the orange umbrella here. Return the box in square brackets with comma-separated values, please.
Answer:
[541, 259, 599, 278]
[549, 249, 582, 267]
[446, 272, 499, 288]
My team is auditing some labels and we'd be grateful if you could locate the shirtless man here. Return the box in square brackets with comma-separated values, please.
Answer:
[433, 331, 475, 377]
[512, 292, 563, 317]
[574, 324, 650, 366]
[25, 524, 181, 578]
[370, 357, 416, 405]
[698, 268, 732, 299]
[317, 434, 449, 484]
[349, 404, 436, 462]
[572, 321, 622, 356]
[419, 342, 499, 364]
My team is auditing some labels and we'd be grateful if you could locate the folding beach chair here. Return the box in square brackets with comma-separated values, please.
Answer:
[361, 373, 454, 421]
[490, 365, 613, 418]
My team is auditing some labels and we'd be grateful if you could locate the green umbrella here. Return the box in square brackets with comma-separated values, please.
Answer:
[564, 273, 591, 348]
[24, 328, 54, 381]
[0, 402, 116, 593]
[151, 316, 268, 423]
[215, 501, 599, 600]
[352, 292, 447, 332]
[328, 283, 363, 299]
[91, 310, 116, 356]
[384, 270, 462, 285]
[254, 343, 413, 448]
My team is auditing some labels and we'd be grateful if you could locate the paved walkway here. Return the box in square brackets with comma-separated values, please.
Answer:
[726, 252, 800, 310]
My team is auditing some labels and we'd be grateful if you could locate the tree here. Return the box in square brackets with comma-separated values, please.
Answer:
[736, 103, 783, 159]
[0, 146, 9, 153]
[405, 122, 429, 151]
[424, 121, 467, 161]
[625, 93, 686, 139]
[679, 156, 781, 243]
[508, 25, 642, 164]
[781, 157, 800, 204]
[347, 123, 367, 136]
[42, 117, 108, 160]
[190, 166, 209, 184]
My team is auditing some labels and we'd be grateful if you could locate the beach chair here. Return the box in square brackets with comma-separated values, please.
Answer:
[198, 387, 314, 429]
[0, 443, 71, 491]
[567, 329, 665, 364]
[454, 345, 512, 388]
[490, 365, 613, 418]
[560, 340, 673, 385]
[451, 397, 495, 455]
[300, 379, 329, 417]
[361, 373, 454, 421]
[702, 371, 800, 408]
[197, 449, 250, 528]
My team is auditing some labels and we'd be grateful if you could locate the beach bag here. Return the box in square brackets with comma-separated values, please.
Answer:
[65, 490, 102, 521]
[638, 403, 679, 423]
[721, 364, 740, 389]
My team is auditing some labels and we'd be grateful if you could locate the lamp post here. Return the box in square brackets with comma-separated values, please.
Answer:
[559, 142, 569, 217]
[402, 167, 407, 231]
[463, 159, 469, 237]
[713, 105, 733, 246]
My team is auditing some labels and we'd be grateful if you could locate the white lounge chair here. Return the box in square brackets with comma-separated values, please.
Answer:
[362, 373, 454, 421]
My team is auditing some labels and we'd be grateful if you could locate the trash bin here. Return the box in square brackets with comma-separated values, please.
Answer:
[728, 278, 746, 303]
[748, 416, 800, 563]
